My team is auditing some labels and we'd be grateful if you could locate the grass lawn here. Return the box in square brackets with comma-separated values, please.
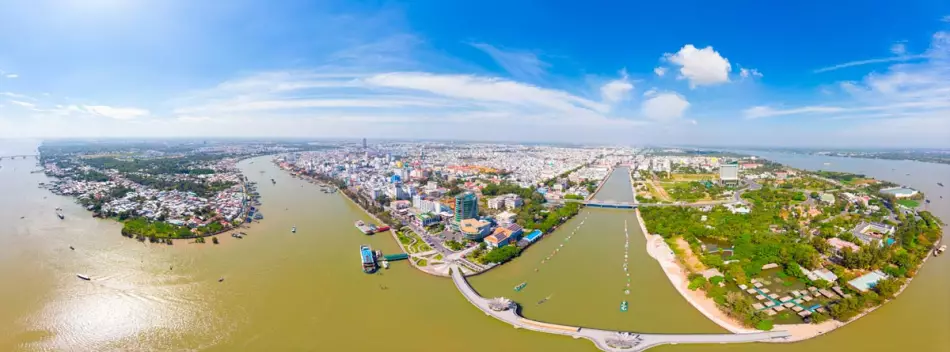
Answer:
[897, 199, 920, 208]
[671, 173, 717, 181]
[416, 258, 428, 266]
[433, 253, 443, 261]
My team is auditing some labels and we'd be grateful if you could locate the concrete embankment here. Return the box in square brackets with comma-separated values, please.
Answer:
[449, 263, 790, 351]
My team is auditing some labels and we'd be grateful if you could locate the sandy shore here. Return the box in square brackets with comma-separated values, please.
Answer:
[637, 210, 756, 334]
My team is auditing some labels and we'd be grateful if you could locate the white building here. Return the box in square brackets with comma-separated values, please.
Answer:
[488, 194, 523, 210]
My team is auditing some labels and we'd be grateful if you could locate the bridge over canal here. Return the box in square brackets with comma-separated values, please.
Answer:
[448, 264, 790, 351]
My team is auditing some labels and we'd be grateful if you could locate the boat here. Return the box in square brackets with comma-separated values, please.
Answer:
[620, 300, 629, 312]
[939, 182, 944, 187]
[56, 211, 64, 220]
[218, 277, 225, 282]
[926, 199, 931, 204]
[514, 282, 528, 292]
[935, 245, 947, 257]
[291, 226, 296, 233]
[76, 274, 91, 281]
[69, 246, 74, 250]
[537, 294, 552, 305]
[381, 260, 390, 269]
[360, 245, 377, 273]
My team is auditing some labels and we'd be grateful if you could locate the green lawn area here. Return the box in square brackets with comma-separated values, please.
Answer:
[897, 199, 920, 208]
[433, 253, 443, 261]
[416, 258, 428, 266]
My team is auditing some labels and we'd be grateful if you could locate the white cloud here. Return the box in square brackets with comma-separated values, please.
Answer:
[8, 100, 36, 108]
[746, 30, 950, 137]
[1, 92, 34, 100]
[663, 44, 732, 88]
[744, 105, 845, 119]
[942, 15, 950, 22]
[813, 55, 927, 73]
[471, 43, 549, 80]
[641, 92, 689, 121]
[653, 67, 666, 77]
[600, 69, 634, 104]
[891, 42, 907, 55]
[364, 72, 610, 115]
[739, 67, 763, 79]
[643, 88, 658, 97]
[5, 74, 17, 79]
[83, 105, 150, 120]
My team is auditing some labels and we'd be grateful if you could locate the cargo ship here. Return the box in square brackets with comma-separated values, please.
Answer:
[360, 245, 377, 273]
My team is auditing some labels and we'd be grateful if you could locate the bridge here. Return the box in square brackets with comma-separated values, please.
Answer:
[557, 198, 638, 209]
[448, 263, 791, 351]
[0, 154, 38, 161]
[584, 200, 637, 209]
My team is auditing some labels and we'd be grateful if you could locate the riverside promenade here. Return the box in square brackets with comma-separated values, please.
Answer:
[448, 263, 791, 351]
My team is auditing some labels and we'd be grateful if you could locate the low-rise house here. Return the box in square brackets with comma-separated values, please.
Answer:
[852, 222, 895, 245]
[495, 211, 517, 225]
[848, 270, 889, 293]
[827, 237, 861, 254]
[488, 194, 524, 210]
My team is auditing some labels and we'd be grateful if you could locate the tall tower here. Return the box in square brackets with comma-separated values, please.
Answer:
[362, 138, 367, 149]
[454, 192, 478, 222]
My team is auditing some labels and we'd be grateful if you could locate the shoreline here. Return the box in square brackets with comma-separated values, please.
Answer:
[635, 208, 943, 342]
[273, 160, 448, 277]
[40, 157, 259, 244]
[277, 160, 604, 278]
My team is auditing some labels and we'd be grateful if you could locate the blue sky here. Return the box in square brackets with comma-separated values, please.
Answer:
[1, 0, 949, 147]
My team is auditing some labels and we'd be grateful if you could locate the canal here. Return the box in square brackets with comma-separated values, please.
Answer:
[0, 143, 946, 351]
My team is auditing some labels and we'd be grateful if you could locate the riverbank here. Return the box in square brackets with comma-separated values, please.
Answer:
[636, 209, 757, 334]
[273, 159, 448, 276]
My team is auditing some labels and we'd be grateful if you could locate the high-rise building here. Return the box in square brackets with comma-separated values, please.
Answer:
[454, 192, 478, 223]
[362, 138, 367, 149]
[719, 163, 739, 186]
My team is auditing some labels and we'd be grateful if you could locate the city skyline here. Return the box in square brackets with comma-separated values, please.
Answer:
[1, 1, 950, 147]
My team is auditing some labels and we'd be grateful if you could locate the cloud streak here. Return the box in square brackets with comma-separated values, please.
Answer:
[812, 55, 927, 73]
[470, 43, 549, 80]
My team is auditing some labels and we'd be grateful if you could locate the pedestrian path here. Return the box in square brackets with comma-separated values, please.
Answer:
[449, 263, 792, 351]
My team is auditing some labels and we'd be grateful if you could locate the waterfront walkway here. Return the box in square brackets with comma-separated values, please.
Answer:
[448, 263, 791, 351]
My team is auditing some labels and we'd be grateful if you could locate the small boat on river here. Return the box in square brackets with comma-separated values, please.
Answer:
[76, 274, 91, 281]
[620, 300, 629, 312]
[935, 245, 946, 257]
[537, 294, 552, 305]
[938, 182, 944, 187]
[514, 282, 527, 292]
[291, 226, 296, 233]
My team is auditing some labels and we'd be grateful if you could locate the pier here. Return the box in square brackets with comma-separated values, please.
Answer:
[448, 263, 790, 351]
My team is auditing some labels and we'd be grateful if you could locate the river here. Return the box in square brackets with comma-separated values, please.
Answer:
[0, 142, 946, 351]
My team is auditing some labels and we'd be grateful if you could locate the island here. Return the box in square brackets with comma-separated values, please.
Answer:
[635, 151, 944, 340]
[37, 140, 315, 243]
